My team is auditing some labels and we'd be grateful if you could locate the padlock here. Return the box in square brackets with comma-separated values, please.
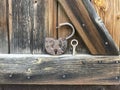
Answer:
[45, 23, 75, 55]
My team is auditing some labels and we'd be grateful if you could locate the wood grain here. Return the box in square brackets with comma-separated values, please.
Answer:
[8, 0, 12, 53]
[58, 0, 119, 55]
[32, 0, 46, 54]
[10, 0, 33, 54]
[0, 54, 119, 85]
[0, 0, 8, 53]
[10, 0, 48, 54]
[46, 0, 57, 38]
[2, 85, 120, 90]
[92, 0, 120, 50]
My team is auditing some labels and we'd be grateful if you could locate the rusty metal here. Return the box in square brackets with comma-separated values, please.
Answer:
[56, 22, 75, 40]
[45, 23, 75, 55]
[45, 38, 67, 55]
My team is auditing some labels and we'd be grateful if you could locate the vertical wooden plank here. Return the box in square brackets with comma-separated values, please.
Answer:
[8, 0, 12, 53]
[33, 0, 45, 53]
[31, 0, 57, 54]
[10, 0, 33, 54]
[0, 0, 8, 53]
[58, 4, 89, 54]
[0, 86, 2, 90]
[42, 0, 57, 39]
[47, 0, 57, 38]
[92, 0, 120, 50]
[32, 0, 45, 54]
[10, 0, 57, 54]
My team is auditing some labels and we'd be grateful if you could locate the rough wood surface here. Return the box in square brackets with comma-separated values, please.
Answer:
[0, 54, 119, 85]
[58, 0, 119, 55]
[32, 0, 46, 54]
[2, 85, 120, 90]
[8, 0, 12, 53]
[0, 0, 8, 53]
[10, 0, 48, 54]
[10, 0, 33, 54]
[46, 0, 57, 38]
[92, 0, 120, 50]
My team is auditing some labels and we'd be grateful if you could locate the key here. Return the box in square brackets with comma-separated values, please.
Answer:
[71, 39, 78, 56]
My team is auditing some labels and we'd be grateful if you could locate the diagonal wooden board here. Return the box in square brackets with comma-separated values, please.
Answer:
[57, 0, 119, 55]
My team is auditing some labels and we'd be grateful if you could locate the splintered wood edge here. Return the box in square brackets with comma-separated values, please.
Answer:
[0, 54, 119, 85]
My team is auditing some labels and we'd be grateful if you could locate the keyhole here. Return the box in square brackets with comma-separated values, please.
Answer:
[35, 0, 37, 3]
[54, 49, 57, 54]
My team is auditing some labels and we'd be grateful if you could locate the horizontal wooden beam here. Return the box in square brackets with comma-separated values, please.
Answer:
[0, 54, 119, 85]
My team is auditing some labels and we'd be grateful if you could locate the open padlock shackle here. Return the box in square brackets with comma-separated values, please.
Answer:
[57, 22, 75, 40]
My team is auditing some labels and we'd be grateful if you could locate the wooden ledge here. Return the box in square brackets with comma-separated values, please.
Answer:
[0, 54, 120, 85]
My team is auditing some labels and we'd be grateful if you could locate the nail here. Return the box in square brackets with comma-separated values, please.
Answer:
[9, 74, 13, 78]
[115, 76, 119, 80]
[116, 61, 119, 64]
[62, 75, 66, 79]
[105, 42, 108, 45]
[27, 76, 31, 79]
[82, 24, 85, 27]
[98, 61, 102, 64]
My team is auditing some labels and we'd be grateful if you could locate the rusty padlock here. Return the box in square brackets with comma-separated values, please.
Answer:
[45, 23, 75, 55]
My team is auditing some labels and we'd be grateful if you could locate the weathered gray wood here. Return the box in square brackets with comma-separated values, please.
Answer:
[10, 0, 34, 54]
[10, 0, 48, 54]
[0, 0, 8, 53]
[32, 0, 46, 54]
[0, 54, 119, 85]
[2, 85, 120, 90]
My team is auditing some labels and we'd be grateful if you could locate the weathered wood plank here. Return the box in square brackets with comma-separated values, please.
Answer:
[47, 0, 57, 38]
[10, 0, 58, 54]
[92, 0, 120, 50]
[8, 0, 12, 53]
[10, 0, 34, 54]
[0, 54, 119, 85]
[2, 85, 120, 90]
[0, 0, 8, 53]
[31, 0, 58, 54]
[57, 0, 119, 55]
[32, 0, 46, 54]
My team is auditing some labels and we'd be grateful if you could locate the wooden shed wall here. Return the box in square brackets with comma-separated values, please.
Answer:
[1, 0, 119, 54]
[1, 0, 87, 54]
[0, 0, 119, 89]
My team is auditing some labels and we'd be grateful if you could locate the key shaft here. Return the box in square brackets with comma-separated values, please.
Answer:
[71, 39, 78, 56]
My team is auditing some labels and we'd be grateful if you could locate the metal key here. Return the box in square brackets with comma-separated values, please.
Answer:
[71, 39, 78, 56]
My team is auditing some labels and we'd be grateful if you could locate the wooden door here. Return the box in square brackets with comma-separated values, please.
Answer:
[0, 0, 119, 54]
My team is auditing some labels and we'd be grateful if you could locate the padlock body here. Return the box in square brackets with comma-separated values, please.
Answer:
[45, 38, 67, 55]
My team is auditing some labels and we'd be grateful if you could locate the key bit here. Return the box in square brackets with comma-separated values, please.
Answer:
[71, 39, 78, 56]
